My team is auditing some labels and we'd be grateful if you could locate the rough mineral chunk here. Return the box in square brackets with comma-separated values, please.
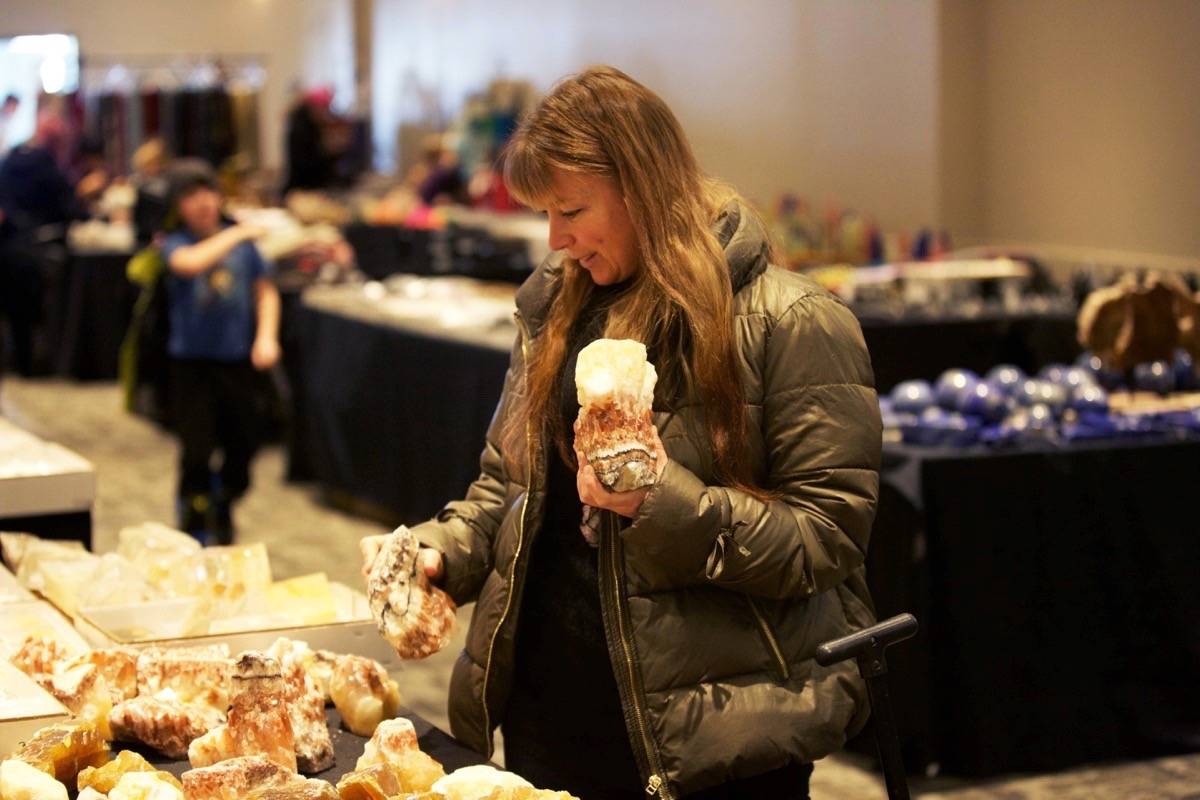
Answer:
[181, 755, 302, 800]
[42, 662, 114, 739]
[10, 634, 71, 676]
[304, 649, 339, 703]
[109, 695, 225, 759]
[77, 749, 183, 793]
[355, 717, 418, 770]
[388, 749, 446, 793]
[366, 527, 456, 660]
[431, 766, 533, 800]
[267, 637, 334, 773]
[188, 652, 297, 772]
[574, 338, 659, 492]
[329, 654, 402, 736]
[335, 763, 403, 800]
[484, 789, 581, 800]
[246, 779, 340, 798]
[108, 770, 185, 800]
[0, 757, 69, 800]
[136, 645, 233, 711]
[9, 721, 111, 785]
[70, 647, 140, 703]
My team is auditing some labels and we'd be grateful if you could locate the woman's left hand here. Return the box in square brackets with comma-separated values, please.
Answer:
[575, 428, 669, 518]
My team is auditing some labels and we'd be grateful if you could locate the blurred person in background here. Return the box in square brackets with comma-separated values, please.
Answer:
[71, 136, 112, 212]
[406, 133, 467, 206]
[0, 94, 20, 157]
[160, 159, 280, 545]
[282, 85, 339, 195]
[131, 137, 171, 245]
[0, 112, 79, 375]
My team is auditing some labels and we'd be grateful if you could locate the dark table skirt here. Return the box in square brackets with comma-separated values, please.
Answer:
[296, 301, 510, 524]
[861, 311, 1080, 393]
[867, 438, 1200, 776]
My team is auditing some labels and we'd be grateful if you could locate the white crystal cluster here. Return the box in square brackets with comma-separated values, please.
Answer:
[575, 339, 657, 410]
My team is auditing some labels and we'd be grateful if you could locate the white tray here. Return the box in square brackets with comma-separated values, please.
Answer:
[0, 661, 70, 757]
[0, 418, 95, 516]
[0, 600, 92, 662]
[75, 582, 400, 673]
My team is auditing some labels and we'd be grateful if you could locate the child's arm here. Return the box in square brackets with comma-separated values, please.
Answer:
[251, 276, 281, 370]
[167, 224, 263, 277]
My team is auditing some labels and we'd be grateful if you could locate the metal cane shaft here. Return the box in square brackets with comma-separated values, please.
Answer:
[865, 671, 910, 800]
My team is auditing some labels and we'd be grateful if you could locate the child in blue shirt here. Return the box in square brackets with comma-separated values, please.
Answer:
[161, 160, 280, 544]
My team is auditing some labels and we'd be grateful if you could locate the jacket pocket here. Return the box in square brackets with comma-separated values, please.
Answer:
[745, 595, 791, 681]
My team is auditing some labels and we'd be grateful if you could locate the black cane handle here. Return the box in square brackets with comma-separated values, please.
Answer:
[815, 613, 918, 674]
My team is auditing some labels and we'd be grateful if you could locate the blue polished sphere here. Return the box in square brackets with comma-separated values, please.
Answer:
[920, 405, 950, 423]
[1061, 367, 1097, 390]
[1071, 383, 1109, 413]
[960, 380, 1009, 422]
[1173, 349, 1197, 391]
[891, 380, 935, 413]
[935, 369, 981, 409]
[1075, 351, 1103, 373]
[1038, 364, 1071, 385]
[1026, 403, 1056, 427]
[985, 365, 1026, 394]
[1133, 361, 1175, 395]
[1018, 379, 1068, 414]
[1076, 351, 1124, 390]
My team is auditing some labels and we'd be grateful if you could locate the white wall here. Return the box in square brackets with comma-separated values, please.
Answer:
[963, 0, 1200, 259]
[372, 0, 941, 232]
[0, 0, 356, 172]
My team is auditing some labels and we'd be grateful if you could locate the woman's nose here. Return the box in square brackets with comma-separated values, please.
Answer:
[548, 216, 573, 251]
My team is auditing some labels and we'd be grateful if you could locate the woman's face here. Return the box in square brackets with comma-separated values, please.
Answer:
[544, 169, 639, 286]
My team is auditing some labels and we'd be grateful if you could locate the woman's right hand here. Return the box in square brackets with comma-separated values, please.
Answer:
[359, 535, 444, 583]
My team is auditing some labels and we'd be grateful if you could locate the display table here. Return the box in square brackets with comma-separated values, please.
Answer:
[343, 213, 547, 285]
[859, 310, 1080, 393]
[55, 247, 138, 380]
[342, 224, 434, 280]
[868, 438, 1200, 776]
[296, 282, 513, 523]
[0, 418, 94, 547]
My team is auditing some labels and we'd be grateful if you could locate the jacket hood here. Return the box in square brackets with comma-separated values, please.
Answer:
[515, 199, 772, 335]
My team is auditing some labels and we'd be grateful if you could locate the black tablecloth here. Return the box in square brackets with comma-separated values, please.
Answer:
[860, 311, 1080, 392]
[56, 250, 137, 380]
[150, 705, 490, 784]
[296, 299, 510, 523]
[0, 511, 91, 549]
[342, 224, 434, 280]
[868, 438, 1200, 776]
[342, 223, 533, 285]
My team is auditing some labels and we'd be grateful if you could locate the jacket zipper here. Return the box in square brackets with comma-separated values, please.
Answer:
[601, 513, 675, 799]
[746, 596, 791, 681]
[479, 312, 535, 756]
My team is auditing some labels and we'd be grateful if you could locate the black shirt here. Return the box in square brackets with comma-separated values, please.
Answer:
[502, 283, 643, 797]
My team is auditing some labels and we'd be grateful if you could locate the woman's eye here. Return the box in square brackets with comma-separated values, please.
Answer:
[561, 208, 581, 220]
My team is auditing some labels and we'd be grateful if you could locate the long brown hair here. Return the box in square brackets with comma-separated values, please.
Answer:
[502, 65, 767, 498]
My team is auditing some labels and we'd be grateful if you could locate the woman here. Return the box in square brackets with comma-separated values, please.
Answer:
[365, 66, 881, 799]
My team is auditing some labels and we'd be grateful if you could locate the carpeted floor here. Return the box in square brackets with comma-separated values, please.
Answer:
[3, 375, 1197, 799]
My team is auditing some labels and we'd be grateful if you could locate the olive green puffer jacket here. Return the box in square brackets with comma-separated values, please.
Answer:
[411, 202, 882, 798]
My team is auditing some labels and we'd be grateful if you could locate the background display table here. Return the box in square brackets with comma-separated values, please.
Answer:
[859, 309, 1080, 392]
[0, 417, 95, 547]
[296, 282, 512, 522]
[51, 247, 139, 381]
[868, 438, 1200, 776]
